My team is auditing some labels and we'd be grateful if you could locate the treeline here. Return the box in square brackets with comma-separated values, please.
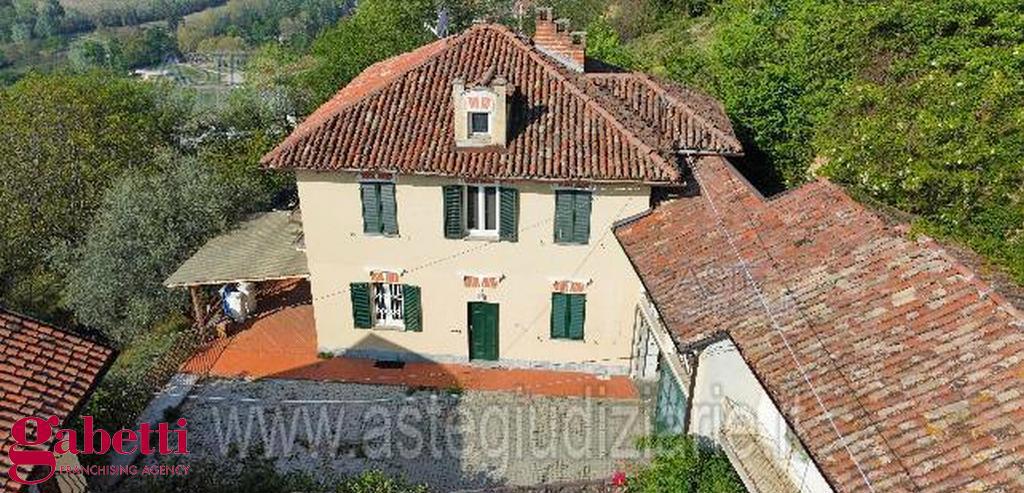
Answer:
[0, 0, 224, 42]
[0, 0, 64, 42]
[61, 0, 224, 31]
[68, 26, 177, 70]
[175, 0, 354, 52]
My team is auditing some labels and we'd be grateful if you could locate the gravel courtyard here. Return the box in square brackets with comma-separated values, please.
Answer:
[160, 377, 652, 491]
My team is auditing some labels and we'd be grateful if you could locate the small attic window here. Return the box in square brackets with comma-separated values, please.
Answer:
[469, 112, 490, 135]
[452, 75, 508, 148]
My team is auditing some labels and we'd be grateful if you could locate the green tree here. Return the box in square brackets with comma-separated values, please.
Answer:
[299, 0, 437, 109]
[33, 0, 64, 38]
[0, 1, 15, 43]
[59, 154, 238, 343]
[184, 86, 296, 206]
[121, 26, 178, 68]
[68, 37, 124, 70]
[629, 435, 745, 493]
[11, 0, 36, 42]
[0, 71, 185, 316]
[585, 15, 634, 69]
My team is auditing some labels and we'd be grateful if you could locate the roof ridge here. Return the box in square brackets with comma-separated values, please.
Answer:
[629, 73, 742, 152]
[483, 24, 680, 180]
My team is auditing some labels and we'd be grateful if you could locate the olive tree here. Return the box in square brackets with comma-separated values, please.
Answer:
[60, 154, 238, 343]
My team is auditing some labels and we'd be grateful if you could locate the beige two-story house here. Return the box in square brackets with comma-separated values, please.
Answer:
[261, 9, 742, 374]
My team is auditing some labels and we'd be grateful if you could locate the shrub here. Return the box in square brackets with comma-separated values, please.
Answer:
[629, 435, 745, 493]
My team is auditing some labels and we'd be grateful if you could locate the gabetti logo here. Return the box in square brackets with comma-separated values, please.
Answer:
[6, 415, 189, 486]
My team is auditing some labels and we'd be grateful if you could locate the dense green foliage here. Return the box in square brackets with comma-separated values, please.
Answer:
[298, 0, 438, 109]
[58, 155, 249, 342]
[612, 0, 1024, 282]
[629, 435, 745, 493]
[0, 71, 184, 317]
[175, 0, 352, 52]
[69, 26, 178, 70]
[0, 0, 65, 42]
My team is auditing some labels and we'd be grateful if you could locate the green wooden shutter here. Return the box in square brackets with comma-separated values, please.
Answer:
[360, 183, 381, 234]
[403, 284, 422, 332]
[350, 282, 372, 328]
[380, 183, 398, 236]
[572, 192, 592, 244]
[443, 185, 466, 239]
[554, 191, 574, 243]
[567, 294, 586, 340]
[499, 187, 519, 242]
[550, 293, 569, 338]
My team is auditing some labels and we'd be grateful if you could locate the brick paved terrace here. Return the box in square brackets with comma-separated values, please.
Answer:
[182, 279, 637, 400]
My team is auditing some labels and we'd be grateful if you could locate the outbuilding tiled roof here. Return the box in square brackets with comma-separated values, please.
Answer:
[0, 309, 115, 492]
[262, 23, 741, 183]
[615, 156, 1024, 492]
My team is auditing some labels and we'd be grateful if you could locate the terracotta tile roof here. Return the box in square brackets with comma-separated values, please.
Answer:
[261, 23, 741, 183]
[0, 309, 115, 492]
[614, 156, 1024, 492]
[585, 73, 741, 154]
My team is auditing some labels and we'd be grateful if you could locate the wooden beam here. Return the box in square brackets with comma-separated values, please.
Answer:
[189, 285, 204, 326]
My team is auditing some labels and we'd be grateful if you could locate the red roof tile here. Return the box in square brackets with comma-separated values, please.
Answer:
[0, 309, 115, 492]
[615, 156, 1024, 492]
[261, 23, 741, 183]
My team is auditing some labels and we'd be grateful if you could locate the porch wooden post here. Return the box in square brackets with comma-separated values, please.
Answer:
[189, 285, 204, 326]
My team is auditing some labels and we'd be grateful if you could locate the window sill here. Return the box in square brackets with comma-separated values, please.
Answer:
[362, 233, 400, 239]
[550, 337, 586, 343]
[370, 325, 406, 331]
[465, 233, 500, 242]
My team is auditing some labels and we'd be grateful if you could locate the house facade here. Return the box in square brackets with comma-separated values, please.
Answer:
[263, 9, 742, 374]
[296, 172, 650, 372]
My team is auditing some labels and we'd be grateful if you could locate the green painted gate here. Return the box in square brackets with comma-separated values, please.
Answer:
[468, 302, 499, 361]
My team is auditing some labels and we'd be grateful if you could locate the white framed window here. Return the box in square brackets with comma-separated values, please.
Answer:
[465, 185, 499, 237]
[469, 112, 490, 136]
[372, 282, 404, 328]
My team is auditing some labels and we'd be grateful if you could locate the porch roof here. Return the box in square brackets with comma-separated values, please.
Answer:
[164, 210, 308, 288]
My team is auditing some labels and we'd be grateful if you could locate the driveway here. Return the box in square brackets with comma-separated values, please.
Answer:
[161, 377, 651, 491]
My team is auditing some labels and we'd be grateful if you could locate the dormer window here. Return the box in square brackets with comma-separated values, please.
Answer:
[452, 74, 509, 148]
[469, 112, 490, 136]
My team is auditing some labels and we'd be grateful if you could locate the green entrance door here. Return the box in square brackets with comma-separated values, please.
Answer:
[468, 302, 499, 361]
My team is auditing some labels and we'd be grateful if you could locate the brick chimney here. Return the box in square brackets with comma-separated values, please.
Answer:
[533, 7, 585, 72]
